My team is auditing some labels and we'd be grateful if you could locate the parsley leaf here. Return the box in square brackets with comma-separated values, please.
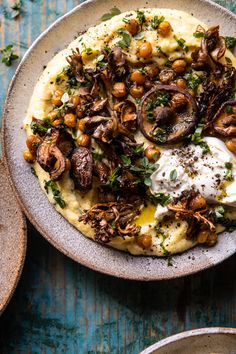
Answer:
[190, 123, 211, 155]
[174, 35, 189, 53]
[101, 7, 121, 21]
[225, 106, 233, 113]
[117, 29, 131, 48]
[146, 90, 170, 121]
[121, 155, 132, 166]
[170, 169, 177, 181]
[11, 0, 22, 18]
[151, 15, 165, 29]
[136, 10, 146, 26]
[225, 36, 236, 50]
[0, 44, 19, 66]
[225, 162, 234, 182]
[193, 31, 205, 38]
[151, 193, 172, 206]
[130, 157, 157, 187]
[44, 180, 66, 209]
[184, 72, 203, 90]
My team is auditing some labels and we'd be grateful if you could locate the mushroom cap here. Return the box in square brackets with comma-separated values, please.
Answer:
[213, 100, 236, 136]
[138, 84, 199, 145]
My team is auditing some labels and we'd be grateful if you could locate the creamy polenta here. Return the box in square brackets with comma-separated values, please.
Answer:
[23, 8, 236, 256]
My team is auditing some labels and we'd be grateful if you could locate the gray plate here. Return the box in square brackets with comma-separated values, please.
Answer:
[2, 0, 236, 280]
[140, 327, 236, 354]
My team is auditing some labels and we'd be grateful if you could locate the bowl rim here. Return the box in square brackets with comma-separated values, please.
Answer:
[140, 327, 236, 353]
[2, 0, 236, 281]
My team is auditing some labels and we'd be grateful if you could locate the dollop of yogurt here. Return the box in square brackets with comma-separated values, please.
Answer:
[150, 137, 236, 219]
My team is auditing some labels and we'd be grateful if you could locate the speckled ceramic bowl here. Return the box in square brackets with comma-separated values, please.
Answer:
[2, 0, 236, 280]
[0, 162, 26, 315]
[140, 327, 236, 353]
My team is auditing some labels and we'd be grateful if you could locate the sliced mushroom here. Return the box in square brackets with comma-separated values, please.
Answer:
[213, 100, 236, 136]
[36, 128, 60, 172]
[120, 100, 137, 132]
[93, 160, 110, 184]
[91, 98, 108, 112]
[71, 147, 93, 191]
[49, 146, 66, 181]
[138, 85, 198, 144]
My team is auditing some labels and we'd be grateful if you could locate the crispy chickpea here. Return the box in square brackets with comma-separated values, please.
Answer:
[176, 78, 187, 89]
[64, 113, 77, 128]
[47, 110, 58, 121]
[23, 149, 35, 163]
[172, 59, 187, 73]
[76, 134, 91, 147]
[130, 85, 145, 98]
[26, 135, 41, 154]
[69, 95, 81, 108]
[77, 118, 87, 132]
[159, 69, 175, 84]
[171, 93, 188, 111]
[139, 42, 153, 58]
[158, 21, 172, 37]
[76, 106, 85, 119]
[144, 145, 160, 162]
[197, 230, 218, 246]
[137, 234, 152, 249]
[189, 194, 207, 210]
[52, 88, 64, 106]
[130, 71, 146, 85]
[52, 119, 63, 127]
[225, 138, 236, 154]
[125, 19, 140, 36]
[197, 230, 208, 244]
[112, 82, 127, 98]
[145, 63, 159, 78]
[206, 231, 218, 246]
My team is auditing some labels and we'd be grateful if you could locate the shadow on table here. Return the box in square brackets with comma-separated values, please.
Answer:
[0, 220, 235, 353]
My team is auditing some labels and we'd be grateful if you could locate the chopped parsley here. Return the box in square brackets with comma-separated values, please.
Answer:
[151, 127, 167, 143]
[225, 106, 233, 113]
[82, 46, 93, 55]
[130, 157, 157, 186]
[193, 31, 206, 38]
[106, 167, 121, 188]
[121, 155, 132, 166]
[30, 121, 49, 135]
[44, 180, 66, 209]
[170, 169, 177, 182]
[101, 7, 121, 21]
[151, 15, 165, 29]
[11, 0, 22, 18]
[146, 91, 170, 121]
[31, 167, 38, 178]
[214, 205, 225, 220]
[0, 44, 19, 66]
[133, 32, 145, 40]
[174, 35, 189, 53]
[117, 29, 131, 49]
[190, 123, 211, 155]
[136, 10, 146, 26]
[184, 72, 203, 90]
[225, 162, 234, 182]
[132, 145, 144, 156]
[155, 226, 171, 257]
[225, 36, 236, 50]
[150, 193, 172, 207]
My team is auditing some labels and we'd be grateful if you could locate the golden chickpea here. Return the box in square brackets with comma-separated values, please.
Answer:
[69, 95, 81, 108]
[139, 42, 153, 58]
[145, 64, 159, 78]
[125, 19, 140, 36]
[26, 135, 41, 154]
[47, 110, 58, 121]
[130, 71, 146, 85]
[137, 234, 152, 249]
[52, 119, 63, 127]
[198, 230, 217, 246]
[158, 21, 172, 37]
[206, 231, 218, 246]
[144, 145, 160, 162]
[64, 113, 77, 128]
[172, 59, 187, 73]
[225, 138, 236, 154]
[77, 118, 87, 132]
[112, 82, 127, 98]
[171, 93, 188, 111]
[130, 85, 144, 98]
[197, 230, 208, 244]
[52, 88, 64, 106]
[189, 194, 207, 210]
[23, 149, 35, 163]
[76, 106, 85, 119]
[76, 134, 91, 147]
[176, 78, 187, 89]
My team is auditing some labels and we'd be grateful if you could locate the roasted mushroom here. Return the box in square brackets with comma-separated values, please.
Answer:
[93, 160, 110, 184]
[36, 128, 67, 181]
[71, 147, 93, 191]
[213, 100, 236, 136]
[120, 100, 137, 132]
[138, 85, 198, 144]
[79, 202, 141, 243]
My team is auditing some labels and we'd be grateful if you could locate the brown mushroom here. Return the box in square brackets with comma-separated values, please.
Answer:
[93, 160, 110, 184]
[213, 100, 236, 136]
[138, 85, 199, 144]
[91, 98, 108, 112]
[71, 147, 93, 191]
[120, 100, 137, 132]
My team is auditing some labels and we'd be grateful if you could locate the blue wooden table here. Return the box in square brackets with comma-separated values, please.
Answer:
[0, 1, 236, 353]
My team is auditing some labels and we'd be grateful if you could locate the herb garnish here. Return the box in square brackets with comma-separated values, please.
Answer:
[133, 32, 145, 40]
[151, 15, 165, 29]
[11, 0, 22, 18]
[136, 10, 146, 27]
[225, 36, 236, 50]
[117, 29, 131, 49]
[44, 180, 66, 209]
[174, 35, 189, 53]
[225, 106, 233, 113]
[0, 44, 19, 66]
[225, 162, 234, 182]
[155, 226, 171, 257]
[184, 72, 203, 90]
[31, 167, 38, 178]
[170, 169, 177, 182]
[190, 123, 211, 155]
[106, 167, 121, 188]
[151, 193, 172, 206]
[130, 157, 157, 186]
[214, 205, 236, 232]
[101, 7, 121, 21]
[193, 31, 206, 38]
[146, 91, 170, 121]
[30, 121, 48, 135]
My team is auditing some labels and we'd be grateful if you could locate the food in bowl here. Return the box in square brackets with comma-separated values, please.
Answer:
[23, 8, 236, 256]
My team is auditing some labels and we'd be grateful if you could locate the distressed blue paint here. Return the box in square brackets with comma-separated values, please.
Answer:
[0, 1, 236, 353]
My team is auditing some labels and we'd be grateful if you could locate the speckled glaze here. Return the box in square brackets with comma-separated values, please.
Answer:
[2, 0, 236, 280]
[0, 162, 26, 315]
[140, 327, 236, 354]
